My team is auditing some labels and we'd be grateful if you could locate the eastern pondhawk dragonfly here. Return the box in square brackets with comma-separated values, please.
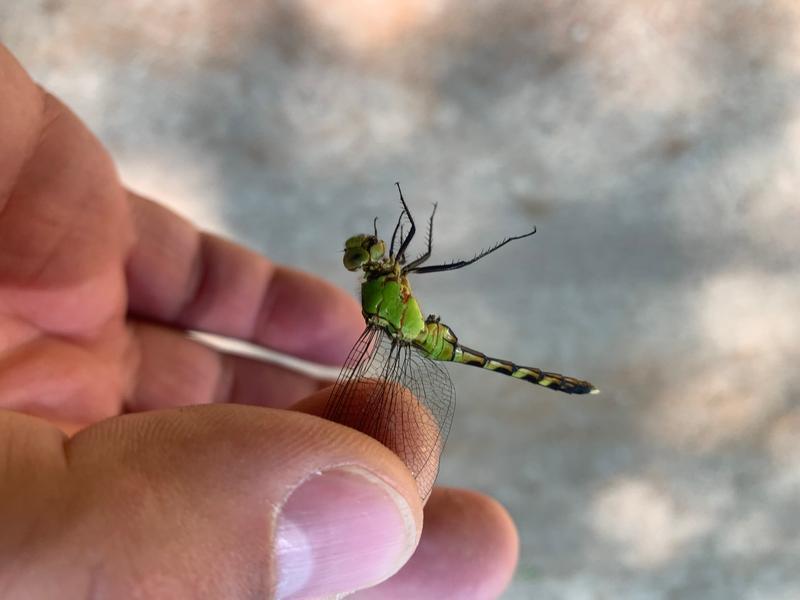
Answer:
[324, 184, 597, 498]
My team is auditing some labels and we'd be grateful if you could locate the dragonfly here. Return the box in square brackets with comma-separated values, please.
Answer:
[324, 183, 598, 499]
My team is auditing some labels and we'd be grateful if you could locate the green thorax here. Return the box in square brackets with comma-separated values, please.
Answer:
[360, 267, 458, 362]
[361, 271, 425, 341]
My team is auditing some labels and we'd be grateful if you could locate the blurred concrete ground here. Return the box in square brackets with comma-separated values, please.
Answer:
[3, 1, 800, 597]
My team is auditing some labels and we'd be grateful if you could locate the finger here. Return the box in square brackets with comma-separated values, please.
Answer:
[0, 47, 131, 334]
[354, 487, 519, 599]
[128, 321, 328, 411]
[0, 44, 42, 195]
[0, 45, 125, 289]
[125, 193, 364, 365]
[0, 333, 125, 425]
[0, 403, 423, 598]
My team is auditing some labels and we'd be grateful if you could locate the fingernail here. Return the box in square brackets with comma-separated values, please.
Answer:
[275, 466, 417, 599]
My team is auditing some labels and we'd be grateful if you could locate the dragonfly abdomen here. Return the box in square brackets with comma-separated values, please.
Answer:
[413, 320, 598, 395]
[453, 343, 598, 395]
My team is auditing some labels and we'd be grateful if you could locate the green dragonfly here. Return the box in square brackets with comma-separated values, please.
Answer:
[324, 184, 597, 498]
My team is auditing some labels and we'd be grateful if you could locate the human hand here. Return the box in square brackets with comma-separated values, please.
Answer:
[0, 44, 518, 598]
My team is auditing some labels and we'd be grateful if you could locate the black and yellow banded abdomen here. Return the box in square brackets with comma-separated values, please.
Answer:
[453, 344, 598, 395]
[412, 319, 598, 395]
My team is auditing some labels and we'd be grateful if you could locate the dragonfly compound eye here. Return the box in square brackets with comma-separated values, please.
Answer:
[343, 247, 369, 271]
[344, 234, 367, 249]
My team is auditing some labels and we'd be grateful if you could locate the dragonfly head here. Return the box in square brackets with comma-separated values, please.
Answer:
[343, 234, 386, 271]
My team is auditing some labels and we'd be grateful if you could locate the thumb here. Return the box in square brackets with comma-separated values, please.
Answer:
[0, 400, 422, 599]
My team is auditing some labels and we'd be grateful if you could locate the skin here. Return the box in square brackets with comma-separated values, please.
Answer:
[0, 44, 518, 598]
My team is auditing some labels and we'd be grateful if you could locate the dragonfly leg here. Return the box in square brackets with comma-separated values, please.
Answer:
[388, 186, 408, 258]
[410, 227, 537, 274]
[394, 183, 417, 263]
[404, 203, 438, 272]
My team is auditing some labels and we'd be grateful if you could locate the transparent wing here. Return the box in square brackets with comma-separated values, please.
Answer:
[324, 325, 455, 500]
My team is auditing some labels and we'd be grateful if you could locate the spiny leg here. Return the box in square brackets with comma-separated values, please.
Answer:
[410, 227, 537, 274]
[389, 207, 405, 258]
[389, 182, 413, 259]
[404, 202, 438, 272]
[394, 182, 416, 263]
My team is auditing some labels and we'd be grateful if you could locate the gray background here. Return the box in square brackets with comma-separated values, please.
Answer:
[3, 1, 800, 597]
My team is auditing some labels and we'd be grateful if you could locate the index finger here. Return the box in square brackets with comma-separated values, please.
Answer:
[125, 192, 364, 365]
